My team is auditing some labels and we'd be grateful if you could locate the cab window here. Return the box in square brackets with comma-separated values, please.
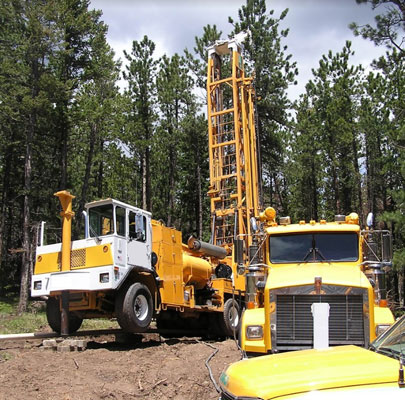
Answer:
[89, 204, 114, 237]
[115, 206, 126, 237]
[129, 211, 146, 242]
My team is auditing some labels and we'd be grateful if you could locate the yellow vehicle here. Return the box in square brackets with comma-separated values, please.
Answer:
[238, 209, 395, 354]
[31, 191, 243, 335]
[30, 35, 258, 335]
[219, 314, 405, 399]
[204, 33, 394, 354]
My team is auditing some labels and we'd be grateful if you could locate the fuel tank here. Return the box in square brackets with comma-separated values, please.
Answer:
[182, 253, 213, 289]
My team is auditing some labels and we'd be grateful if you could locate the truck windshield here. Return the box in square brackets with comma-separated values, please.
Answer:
[269, 232, 359, 263]
[89, 204, 114, 237]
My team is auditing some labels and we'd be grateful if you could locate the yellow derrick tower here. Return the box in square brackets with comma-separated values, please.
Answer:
[207, 34, 261, 253]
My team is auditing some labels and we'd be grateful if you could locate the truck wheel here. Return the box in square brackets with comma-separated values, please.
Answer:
[220, 298, 241, 337]
[116, 282, 153, 333]
[46, 297, 83, 334]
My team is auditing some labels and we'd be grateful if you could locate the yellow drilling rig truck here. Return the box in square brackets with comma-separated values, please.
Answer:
[30, 35, 260, 335]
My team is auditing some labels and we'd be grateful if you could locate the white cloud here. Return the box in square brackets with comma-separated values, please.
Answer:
[92, 0, 386, 100]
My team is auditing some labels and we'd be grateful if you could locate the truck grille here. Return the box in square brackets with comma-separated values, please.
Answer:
[57, 249, 87, 269]
[276, 294, 365, 350]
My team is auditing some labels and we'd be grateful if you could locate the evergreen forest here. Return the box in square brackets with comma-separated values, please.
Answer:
[0, 0, 404, 313]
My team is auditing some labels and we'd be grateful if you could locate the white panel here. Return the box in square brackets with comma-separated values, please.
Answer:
[311, 303, 330, 349]
[50, 272, 91, 290]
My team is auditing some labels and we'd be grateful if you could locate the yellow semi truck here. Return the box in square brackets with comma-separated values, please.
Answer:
[238, 208, 395, 354]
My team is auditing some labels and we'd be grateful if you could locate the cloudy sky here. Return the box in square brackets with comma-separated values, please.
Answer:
[90, 0, 385, 100]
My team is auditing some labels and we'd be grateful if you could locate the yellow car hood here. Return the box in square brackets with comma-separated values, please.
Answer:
[222, 345, 399, 399]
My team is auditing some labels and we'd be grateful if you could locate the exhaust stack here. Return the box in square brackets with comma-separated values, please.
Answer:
[54, 190, 75, 272]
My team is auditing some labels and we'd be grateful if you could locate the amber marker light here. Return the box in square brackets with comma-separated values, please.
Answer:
[37, 256, 42, 262]
[247, 301, 255, 309]
[314, 276, 322, 295]
[103, 245, 108, 253]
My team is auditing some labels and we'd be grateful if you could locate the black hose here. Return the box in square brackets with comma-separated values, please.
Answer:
[200, 341, 221, 393]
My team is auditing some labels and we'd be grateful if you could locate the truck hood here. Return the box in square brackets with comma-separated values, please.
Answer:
[221, 345, 399, 399]
[266, 263, 370, 290]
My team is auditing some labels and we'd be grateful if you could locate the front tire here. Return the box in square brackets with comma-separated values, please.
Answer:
[46, 297, 83, 334]
[116, 282, 153, 333]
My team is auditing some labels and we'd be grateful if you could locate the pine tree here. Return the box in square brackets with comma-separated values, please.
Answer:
[288, 95, 322, 222]
[352, 0, 405, 308]
[71, 29, 121, 236]
[123, 35, 157, 211]
[350, 0, 405, 57]
[229, 0, 298, 212]
[154, 54, 189, 226]
[290, 42, 363, 221]
[184, 24, 222, 92]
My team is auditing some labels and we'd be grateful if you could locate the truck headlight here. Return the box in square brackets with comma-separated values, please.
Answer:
[246, 325, 263, 339]
[219, 372, 229, 387]
[376, 324, 391, 337]
[99, 273, 109, 283]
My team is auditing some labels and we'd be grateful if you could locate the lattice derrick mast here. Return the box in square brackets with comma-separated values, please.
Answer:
[207, 38, 261, 253]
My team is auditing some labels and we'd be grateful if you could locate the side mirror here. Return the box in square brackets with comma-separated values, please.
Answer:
[234, 239, 244, 267]
[382, 232, 392, 264]
[366, 212, 374, 228]
[250, 217, 258, 232]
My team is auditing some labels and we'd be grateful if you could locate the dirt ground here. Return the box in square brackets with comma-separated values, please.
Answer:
[0, 331, 241, 400]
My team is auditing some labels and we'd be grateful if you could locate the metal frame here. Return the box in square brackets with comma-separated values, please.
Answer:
[207, 39, 261, 252]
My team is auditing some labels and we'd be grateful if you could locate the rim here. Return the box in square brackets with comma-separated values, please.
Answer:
[134, 294, 149, 321]
[229, 305, 239, 328]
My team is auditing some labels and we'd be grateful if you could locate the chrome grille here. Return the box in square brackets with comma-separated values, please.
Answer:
[276, 294, 365, 349]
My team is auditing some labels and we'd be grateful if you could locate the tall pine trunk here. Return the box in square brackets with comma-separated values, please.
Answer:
[97, 139, 104, 198]
[76, 122, 98, 234]
[0, 142, 13, 282]
[18, 111, 35, 313]
[399, 270, 404, 309]
[167, 143, 175, 227]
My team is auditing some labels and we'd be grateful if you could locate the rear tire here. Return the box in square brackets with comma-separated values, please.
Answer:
[116, 282, 153, 333]
[219, 298, 241, 337]
[46, 297, 83, 334]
